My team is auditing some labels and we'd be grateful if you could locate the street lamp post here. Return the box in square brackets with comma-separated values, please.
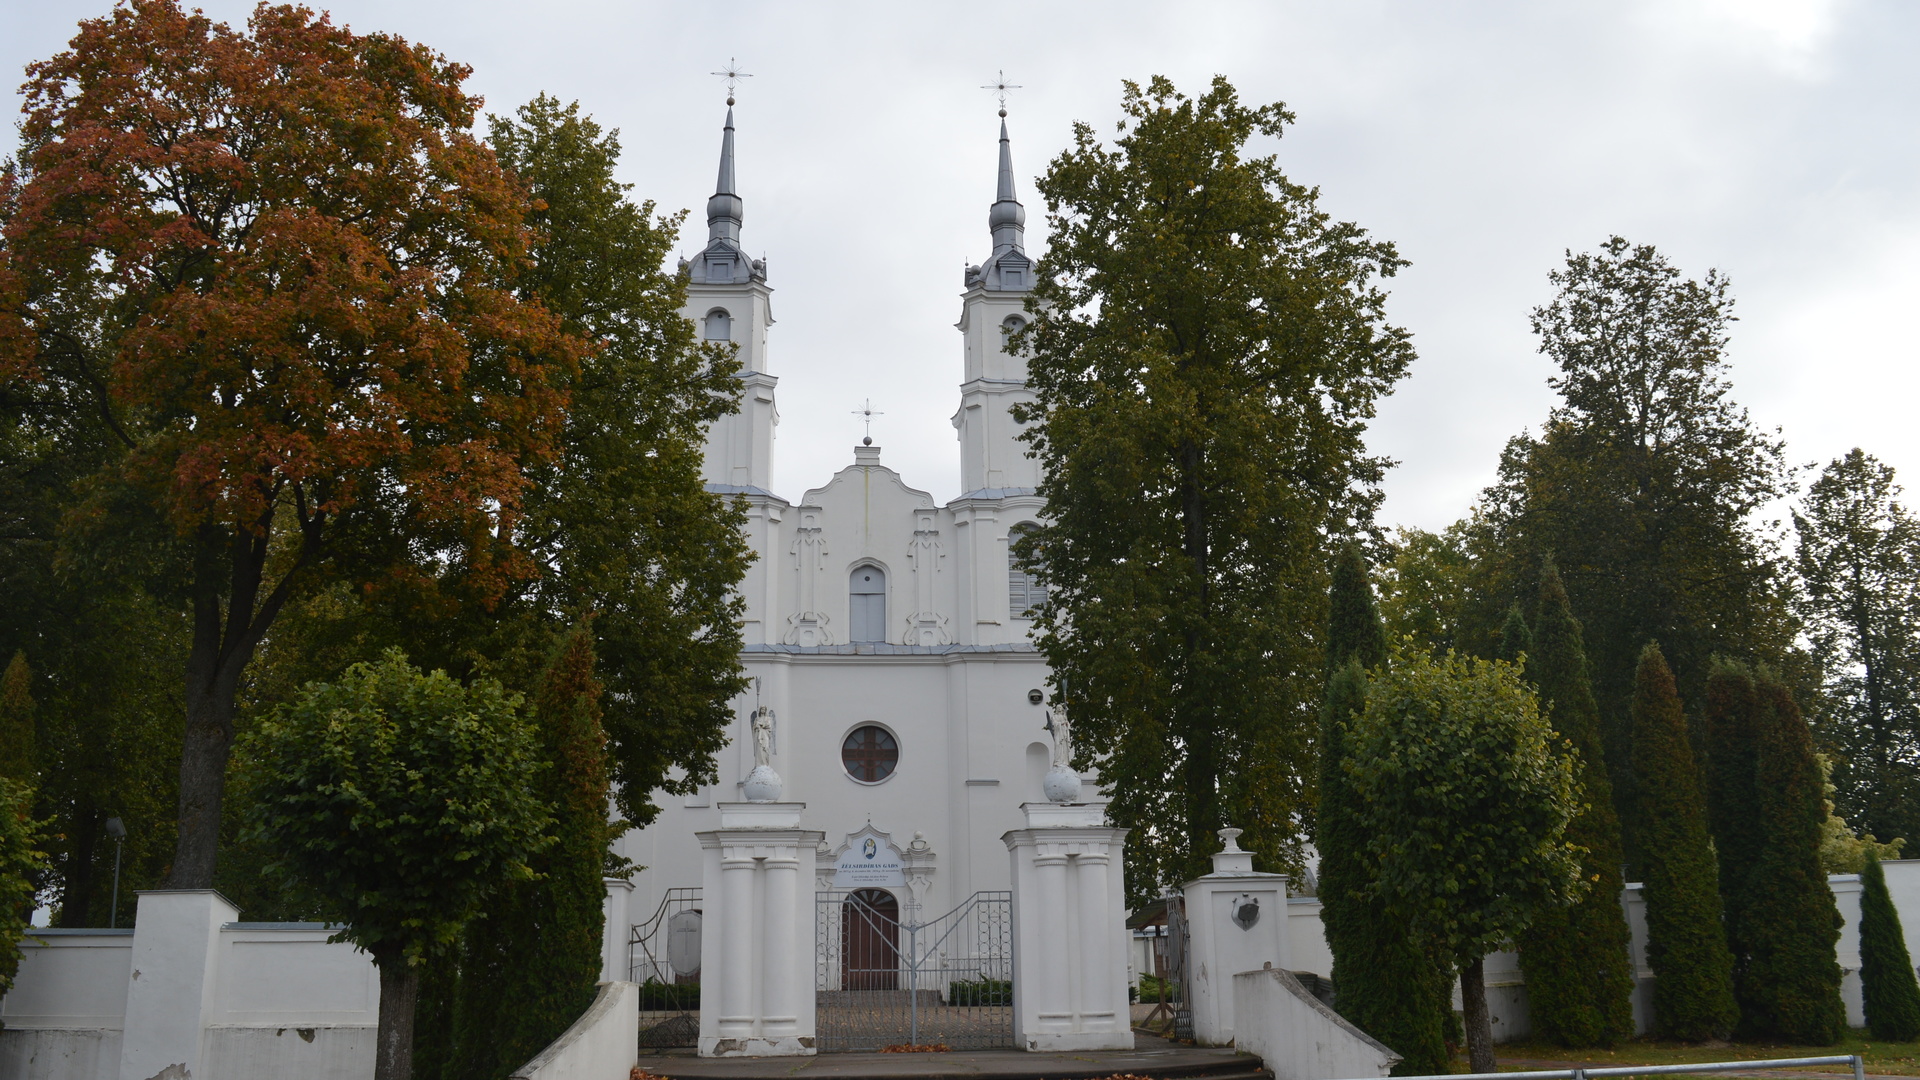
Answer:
[104, 817, 126, 929]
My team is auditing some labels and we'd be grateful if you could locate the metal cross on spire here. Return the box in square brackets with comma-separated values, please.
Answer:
[712, 58, 753, 106]
[982, 69, 1021, 118]
[852, 399, 884, 446]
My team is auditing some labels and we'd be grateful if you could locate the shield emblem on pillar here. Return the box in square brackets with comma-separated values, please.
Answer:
[1231, 895, 1260, 931]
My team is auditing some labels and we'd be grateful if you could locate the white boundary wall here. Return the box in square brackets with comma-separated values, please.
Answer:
[0, 901, 379, 1080]
[1263, 860, 1920, 1044]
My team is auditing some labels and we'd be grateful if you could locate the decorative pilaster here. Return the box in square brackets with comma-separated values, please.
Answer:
[1003, 803, 1133, 1052]
[784, 517, 832, 646]
[697, 802, 825, 1057]
[906, 514, 950, 646]
[1181, 827, 1292, 1046]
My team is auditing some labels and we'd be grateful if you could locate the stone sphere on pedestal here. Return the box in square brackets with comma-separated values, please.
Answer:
[742, 764, 784, 802]
[1043, 763, 1082, 803]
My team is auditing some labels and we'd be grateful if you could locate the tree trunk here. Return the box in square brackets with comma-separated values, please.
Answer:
[376, 957, 421, 1080]
[1462, 954, 1496, 1073]
[59, 804, 98, 926]
[168, 516, 310, 889]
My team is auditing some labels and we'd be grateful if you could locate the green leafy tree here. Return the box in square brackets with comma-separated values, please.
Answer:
[1794, 449, 1920, 844]
[0, 776, 48, 1001]
[1743, 670, 1845, 1042]
[1016, 75, 1415, 896]
[242, 652, 551, 1080]
[1348, 643, 1582, 1072]
[1631, 643, 1737, 1040]
[1316, 546, 1447, 1075]
[433, 627, 616, 1080]
[1377, 525, 1477, 655]
[1479, 239, 1796, 859]
[1860, 850, 1920, 1041]
[1516, 559, 1636, 1047]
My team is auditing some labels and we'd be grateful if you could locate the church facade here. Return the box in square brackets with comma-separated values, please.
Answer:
[614, 107, 1069, 944]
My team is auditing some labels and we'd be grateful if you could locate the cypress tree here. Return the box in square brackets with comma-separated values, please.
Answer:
[1704, 661, 1766, 1022]
[1631, 643, 1737, 1040]
[1516, 561, 1635, 1046]
[1318, 545, 1448, 1075]
[1736, 671, 1845, 1043]
[443, 627, 615, 1079]
[1860, 850, 1920, 1041]
[1498, 604, 1534, 665]
[1329, 543, 1387, 671]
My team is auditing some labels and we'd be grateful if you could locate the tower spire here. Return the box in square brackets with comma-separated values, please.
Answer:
[707, 107, 743, 245]
[988, 118, 1025, 258]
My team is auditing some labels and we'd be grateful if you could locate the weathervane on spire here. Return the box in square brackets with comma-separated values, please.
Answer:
[852, 399, 884, 446]
[982, 69, 1021, 118]
[712, 58, 753, 106]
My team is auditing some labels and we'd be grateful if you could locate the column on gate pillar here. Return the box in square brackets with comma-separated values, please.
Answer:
[1004, 802, 1134, 1052]
[601, 876, 635, 983]
[696, 802, 824, 1057]
[1182, 827, 1291, 1046]
[117, 889, 238, 1080]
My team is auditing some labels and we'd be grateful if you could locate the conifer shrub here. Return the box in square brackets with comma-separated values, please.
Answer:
[1704, 660, 1765, 1008]
[438, 628, 617, 1079]
[1735, 670, 1845, 1043]
[1499, 604, 1534, 664]
[1860, 850, 1920, 1041]
[1516, 561, 1635, 1047]
[1630, 643, 1737, 1040]
[1316, 546, 1448, 1076]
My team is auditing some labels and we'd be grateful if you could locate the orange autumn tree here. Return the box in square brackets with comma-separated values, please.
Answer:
[0, 0, 581, 889]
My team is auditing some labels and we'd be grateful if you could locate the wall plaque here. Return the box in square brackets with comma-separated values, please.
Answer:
[832, 828, 907, 888]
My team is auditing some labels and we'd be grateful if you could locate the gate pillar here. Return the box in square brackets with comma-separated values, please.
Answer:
[1003, 802, 1134, 1052]
[1181, 826, 1291, 1046]
[696, 802, 825, 1057]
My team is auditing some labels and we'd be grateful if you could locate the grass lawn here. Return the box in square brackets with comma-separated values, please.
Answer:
[1491, 1033, 1920, 1076]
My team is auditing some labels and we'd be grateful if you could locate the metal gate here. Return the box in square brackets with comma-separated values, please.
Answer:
[815, 889, 1013, 1051]
[1163, 893, 1195, 1042]
[630, 887, 702, 1049]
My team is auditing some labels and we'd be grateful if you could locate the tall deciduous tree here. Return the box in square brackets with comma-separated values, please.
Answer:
[1348, 643, 1582, 1073]
[1860, 850, 1920, 1041]
[1794, 449, 1920, 844]
[1016, 76, 1415, 895]
[1516, 559, 1636, 1047]
[1480, 239, 1795, 859]
[1631, 644, 1737, 1040]
[0, 0, 581, 889]
[242, 652, 550, 1080]
[1316, 546, 1448, 1076]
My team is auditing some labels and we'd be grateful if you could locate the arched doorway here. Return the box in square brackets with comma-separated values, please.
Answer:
[840, 888, 899, 991]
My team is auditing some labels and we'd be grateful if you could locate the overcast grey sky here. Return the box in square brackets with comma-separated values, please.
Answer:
[3, 1, 1915, 533]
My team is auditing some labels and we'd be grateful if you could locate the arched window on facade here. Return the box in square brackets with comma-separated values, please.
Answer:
[850, 565, 887, 643]
[704, 308, 732, 341]
[1008, 524, 1046, 619]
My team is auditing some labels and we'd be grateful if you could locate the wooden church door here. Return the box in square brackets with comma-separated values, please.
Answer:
[841, 888, 900, 991]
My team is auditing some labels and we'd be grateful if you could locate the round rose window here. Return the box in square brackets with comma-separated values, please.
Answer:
[841, 726, 899, 783]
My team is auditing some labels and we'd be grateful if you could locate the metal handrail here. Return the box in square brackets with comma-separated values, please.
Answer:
[1365, 1055, 1865, 1080]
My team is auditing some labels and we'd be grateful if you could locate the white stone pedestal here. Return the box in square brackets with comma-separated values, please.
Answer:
[600, 876, 634, 983]
[1183, 827, 1292, 1046]
[1003, 802, 1134, 1052]
[117, 889, 239, 1080]
[696, 802, 824, 1057]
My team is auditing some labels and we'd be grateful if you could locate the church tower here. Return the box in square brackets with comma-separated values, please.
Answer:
[953, 117, 1039, 496]
[687, 105, 777, 492]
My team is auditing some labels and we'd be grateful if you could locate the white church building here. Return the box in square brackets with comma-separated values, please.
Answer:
[613, 104, 1068, 950]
